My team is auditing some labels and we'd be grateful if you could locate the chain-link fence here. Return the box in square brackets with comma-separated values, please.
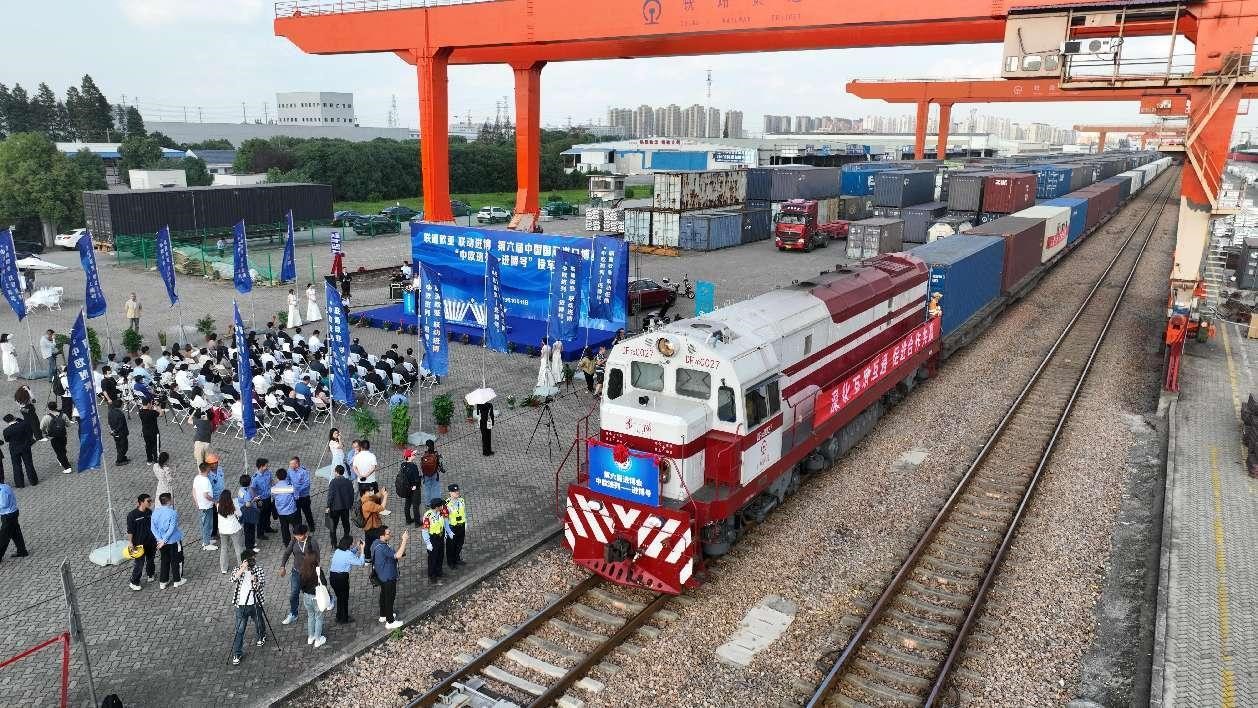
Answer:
[111, 218, 405, 285]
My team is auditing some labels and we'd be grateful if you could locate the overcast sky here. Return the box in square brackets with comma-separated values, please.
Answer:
[5, 1, 1249, 138]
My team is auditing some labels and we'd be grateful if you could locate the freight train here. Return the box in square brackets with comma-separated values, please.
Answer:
[565, 156, 1173, 594]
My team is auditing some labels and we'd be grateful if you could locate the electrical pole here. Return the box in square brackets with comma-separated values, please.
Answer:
[242, 102, 247, 123]
[183, 106, 188, 122]
[705, 69, 713, 139]
[198, 107, 203, 123]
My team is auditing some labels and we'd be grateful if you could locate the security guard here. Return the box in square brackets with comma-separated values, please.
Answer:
[445, 484, 467, 569]
[420, 497, 452, 584]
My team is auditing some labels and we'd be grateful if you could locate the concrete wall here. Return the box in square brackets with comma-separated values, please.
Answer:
[147, 121, 418, 145]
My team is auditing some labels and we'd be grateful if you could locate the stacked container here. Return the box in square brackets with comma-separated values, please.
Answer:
[653, 171, 747, 211]
[837, 195, 874, 221]
[846, 218, 905, 260]
[963, 215, 1045, 293]
[1041, 197, 1088, 246]
[584, 208, 604, 231]
[740, 208, 772, 244]
[1021, 165, 1074, 199]
[909, 235, 1006, 337]
[874, 170, 935, 207]
[901, 202, 949, 244]
[623, 208, 653, 245]
[1071, 182, 1121, 231]
[679, 211, 743, 251]
[981, 173, 1037, 215]
[840, 163, 898, 196]
[601, 207, 625, 234]
[927, 214, 977, 241]
[747, 165, 842, 201]
[947, 172, 990, 213]
[1012, 204, 1072, 263]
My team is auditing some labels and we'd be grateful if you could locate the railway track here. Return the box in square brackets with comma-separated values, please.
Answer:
[407, 574, 671, 708]
[807, 171, 1179, 708]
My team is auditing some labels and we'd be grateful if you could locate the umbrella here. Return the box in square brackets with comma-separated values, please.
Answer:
[16, 256, 68, 272]
[465, 387, 497, 405]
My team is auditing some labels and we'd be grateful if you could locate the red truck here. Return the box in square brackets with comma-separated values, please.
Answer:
[773, 199, 848, 252]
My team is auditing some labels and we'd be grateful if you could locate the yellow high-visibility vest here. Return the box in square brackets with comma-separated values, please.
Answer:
[422, 509, 446, 535]
[447, 497, 466, 525]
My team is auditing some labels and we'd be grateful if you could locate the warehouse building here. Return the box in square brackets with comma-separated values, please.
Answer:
[57, 142, 191, 186]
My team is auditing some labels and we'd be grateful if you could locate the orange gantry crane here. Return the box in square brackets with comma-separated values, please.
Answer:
[1072, 124, 1187, 151]
[275, 0, 1258, 390]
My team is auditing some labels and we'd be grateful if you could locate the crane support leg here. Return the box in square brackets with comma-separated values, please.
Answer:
[418, 50, 454, 222]
[914, 101, 929, 160]
[1097, 130, 1107, 152]
[512, 61, 545, 220]
[936, 102, 952, 160]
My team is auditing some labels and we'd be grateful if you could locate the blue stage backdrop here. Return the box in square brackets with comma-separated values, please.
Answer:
[410, 224, 628, 336]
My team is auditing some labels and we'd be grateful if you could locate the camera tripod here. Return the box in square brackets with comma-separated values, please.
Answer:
[526, 396, 562, 461]
[228, 567, 284, 662]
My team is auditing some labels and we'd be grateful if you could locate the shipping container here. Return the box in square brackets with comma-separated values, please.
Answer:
[964, 215, 1045, 293]
[873, 170, 936, 207]
[837, 195, 873, 221]
[82, 183, 333, 242]
[947, 171, 991, 212]
[740, 208, 772, 244]
[1041, 197, 1087, 245]
[846, 218, 904, 259]
[909, 234, 1005, 336]
[679, 211, 743, 251]
[748, 199, 772, 211]
[815, 197, 843, 225]
[839, 162, 898, 196]
[653, 170, 747, 212]
[748, 165, 842, 201]
[1021, 165, 1073, 199]
[1069, 183, 1120, 232]
[652, 211, 681, 247]
[1101, 175, 1132, 201]
[927, 213, 976, 241]
[584, 209, 604, 232]
[1118, 169, 1144, 193]
[901, 202, 948, 244]
[873, 206, 902, 220]
[746, 169, 773, 202]
[1012, 204, 1071, 262]
[1237, 236, 1258, 290]
[623, 208, 653, 245]
[1069, 163, 1098, 191]
[981, 172, 1037, 214]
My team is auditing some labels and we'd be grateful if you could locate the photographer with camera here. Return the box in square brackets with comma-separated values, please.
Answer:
[230, 549, 268, 666]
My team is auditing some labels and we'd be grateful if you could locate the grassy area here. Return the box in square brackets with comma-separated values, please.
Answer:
[335, 185, 652, 215]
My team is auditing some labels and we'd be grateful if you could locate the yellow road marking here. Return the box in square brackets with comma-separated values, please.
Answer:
[1209, 446, 1237, 708]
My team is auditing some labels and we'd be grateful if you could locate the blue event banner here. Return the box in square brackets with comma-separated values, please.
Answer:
[324, 280, 356, 407]
[155, 225, 178, 306]
[77, 231, 107, 319]
[0, 229, 26, 321]
[419, 263, 449, 376]
[587, 442, 660, 507]
[694, 280, 716, 317]
[234, 303, 257, 440]
[233, 220, 252, 294]
[67, 312, 103, 471]
[588, 236, 625, 322]
[410, 224, 628, 337]
[549, 249, 581, 343]
[484, 252, 508, 353]
[280, 211, 297, 283]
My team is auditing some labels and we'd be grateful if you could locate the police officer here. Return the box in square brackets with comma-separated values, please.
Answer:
[420, 497, 452, 584]
[445, 484, 466, 569]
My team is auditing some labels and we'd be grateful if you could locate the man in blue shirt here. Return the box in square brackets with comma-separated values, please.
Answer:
[287, 457, 314, 530]
[207, 454, 225, 541]
[270, 468, 299, 546]
[250, 459, 275, 539]
[370, 525, 409, 629]
[0, 482, 28, 562]
[294, 376, 313, 400]
[150, 493, 186, 589]
[328, 536, 365, 624]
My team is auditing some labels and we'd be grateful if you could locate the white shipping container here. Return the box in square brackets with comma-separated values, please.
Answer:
[652, 211, 681, 247]
[1014, 204, 1072, 263]
[623, 208, 651, 244]
[653, 170, 747, 211]
[1119, 169, 1144, 192]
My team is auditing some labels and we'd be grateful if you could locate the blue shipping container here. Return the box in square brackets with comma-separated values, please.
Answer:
[679, 211, 742, 251]
[746, 169, 773, 201]
[740, 208, 772, 244]
[1101, 175, 1132, 201]
[909, 234, 1006, 337]
[1022, 165, 1073, 199]
[1041, 197, 1087, 245]
[840, 163, 898, 196]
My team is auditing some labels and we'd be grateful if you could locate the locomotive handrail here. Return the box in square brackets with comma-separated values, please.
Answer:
[552, 397, 599, 521]
[807, 169, 1179, 706]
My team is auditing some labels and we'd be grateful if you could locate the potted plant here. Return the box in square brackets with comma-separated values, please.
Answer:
[506, 396, 517, 410]
[432, 393, 454, 434]
[157, 331, 168, 348]
[563, 363, 575, 387]
[349, 407, 379, 440]
[86, 327, 102, 363]
[196, 315, 216, 339]
[464, 403, 474, 423]
[122, 328, 144, 355]
[507, 341, 516, 354]
[276, 311, 288, 328]
[390, 403, 411, 448]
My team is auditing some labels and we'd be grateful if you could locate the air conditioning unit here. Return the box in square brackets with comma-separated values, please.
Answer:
[1061, 37, 1121, 55]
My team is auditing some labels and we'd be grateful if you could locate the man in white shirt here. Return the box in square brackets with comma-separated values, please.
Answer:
[39, 330, 56, 382]
[252, 372, 269, 394]
[307, 331, 322, 353]
[154, 352, 171, 374]
[175, 367, 194, 392]
[192, 463, 218, 550]
[351, 439, 379, 495]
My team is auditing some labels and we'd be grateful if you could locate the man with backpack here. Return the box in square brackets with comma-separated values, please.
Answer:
[419, 440, 445, 507]
[40, 402, 72, 475]
[396, 449, 421, 525]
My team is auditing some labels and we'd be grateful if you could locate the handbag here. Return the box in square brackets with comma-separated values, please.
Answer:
[323, 512, 334, 531]
[314, 568, 332, 612]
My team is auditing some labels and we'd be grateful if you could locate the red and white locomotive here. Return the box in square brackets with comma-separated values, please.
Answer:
[565, 253, 942, 594]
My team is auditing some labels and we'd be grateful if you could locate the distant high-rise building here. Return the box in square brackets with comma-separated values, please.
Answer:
[662, 104, 682, 137]
[607, 108, 633, 137]
[632, 104, 654, 138]
[724, 110, 744, 138]
[706, 108, 721, 139]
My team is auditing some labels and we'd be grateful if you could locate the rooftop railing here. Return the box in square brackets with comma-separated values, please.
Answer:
[275, 0, 499, 18]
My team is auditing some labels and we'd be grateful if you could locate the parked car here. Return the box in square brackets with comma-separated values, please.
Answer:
[54, 228, 89, 250]
[628, 277, 676, 314]
[542, 199, 579, 217]
[351, 215, 401, 235]
[332, 210, 361, 227]
[381, 205, 420, 221]
[476, 206, 512, 224]
[451, 200, 473, 217]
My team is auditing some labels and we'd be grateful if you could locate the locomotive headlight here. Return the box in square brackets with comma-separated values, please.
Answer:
[656, 337, 676, 357]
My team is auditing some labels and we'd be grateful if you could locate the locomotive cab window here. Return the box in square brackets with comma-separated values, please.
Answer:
[675, 368, 711, 400]
[631, 361, 664, 392]
[744, 378, 781, 429]
[717, 386, 736, 422]
[606, 369, 624, 400]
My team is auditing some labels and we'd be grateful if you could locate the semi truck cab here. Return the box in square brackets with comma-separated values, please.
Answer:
[774, 199, 828, 252]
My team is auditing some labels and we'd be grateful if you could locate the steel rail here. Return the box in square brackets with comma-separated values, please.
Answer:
[407, 573, 602, 707]
[527, 592, 670, 707]
[924, 180, 1176, 706]
[807, 169, 1179, 707]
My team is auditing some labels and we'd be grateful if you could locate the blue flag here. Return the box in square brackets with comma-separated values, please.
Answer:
[67, 312, 103, 471]
[155, 225, 178, 306]
[419, 263, 449, 377]
[77, 230, 107, 319]
[324, 280, 356, 407]
[233, 220, 252, 294]
[0, 229, 25, 321]
[234, 303, 257, 440]
[548, 248, 581, 343]
[280, 211, 297, 283]
[588, 236, 625, 322]
[484, 252, 508, 353]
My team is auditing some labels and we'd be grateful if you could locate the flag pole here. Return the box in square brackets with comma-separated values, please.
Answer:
[100, 309, 118, 360]
[176, 303, 188, 349]
[481, 256, 489, 388]
[21, 317, 38, 380]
